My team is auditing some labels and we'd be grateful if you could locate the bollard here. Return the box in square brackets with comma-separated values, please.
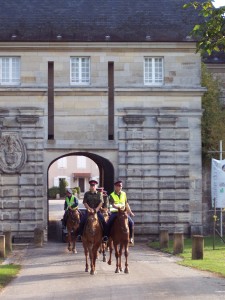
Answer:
[0, 235, 5, 258]
[159, 229, 169, 248]
[173, 232, 184, 254]
[3, 231, 12, 252]
[192, 235, 204, 260]
[34, 227, 44, 247]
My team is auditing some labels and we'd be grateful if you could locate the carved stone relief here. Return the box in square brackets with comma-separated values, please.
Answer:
[0, 131, 27, 173]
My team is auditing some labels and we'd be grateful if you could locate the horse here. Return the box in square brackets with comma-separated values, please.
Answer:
[82, 209, 103, 275]
[107, 207, 130, 273]
[98, 207, 110, 262]
[66, 208, 80, 254]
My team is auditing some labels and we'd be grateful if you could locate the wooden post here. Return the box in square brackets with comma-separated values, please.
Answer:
[160, 230, 169, 248]
[34, 227, 44, 247]
[0, 235, 5, 258]
[3, 231, 12, 252]
[192, 235, 204, 260]
[173, 232, 184, 254]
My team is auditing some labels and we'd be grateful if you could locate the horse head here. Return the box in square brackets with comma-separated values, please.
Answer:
[68, 208, 80, 225]
[117, 207, 129, 234]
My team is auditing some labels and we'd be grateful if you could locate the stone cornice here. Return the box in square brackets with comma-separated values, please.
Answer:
[0, 41, 198, 52]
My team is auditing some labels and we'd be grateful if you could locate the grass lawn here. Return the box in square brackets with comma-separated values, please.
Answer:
[149, 236, 225, 277]
[0, 256, 21, 290]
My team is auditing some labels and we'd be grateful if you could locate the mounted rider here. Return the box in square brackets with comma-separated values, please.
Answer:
[107, 180, 135, 244]
[62, 188, 79, 227]
[78, 179, 108, 242]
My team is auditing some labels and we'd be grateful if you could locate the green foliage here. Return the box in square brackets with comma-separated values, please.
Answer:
[201, 63, 225, 162]
[72, 186, 80, 196]
[59, 178, 68, 197]
[150, 236, 225, 277]
[183, 1, 225, 54]
[48, 186, 60, 199]
[0, 265, 21, 290]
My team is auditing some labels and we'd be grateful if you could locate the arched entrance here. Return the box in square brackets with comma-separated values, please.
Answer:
[47, 152, 114, 241]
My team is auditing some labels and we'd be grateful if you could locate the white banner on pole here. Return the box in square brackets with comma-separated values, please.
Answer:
[211, 158, 225, 208]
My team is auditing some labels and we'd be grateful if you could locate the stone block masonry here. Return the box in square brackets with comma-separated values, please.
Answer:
[118, 107, 202, 240]
[0, 107, 45, 240]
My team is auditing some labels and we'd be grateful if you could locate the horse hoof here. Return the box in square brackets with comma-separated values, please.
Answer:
[124, 268, 129, 274]
[107, 261, 111, 265]
[85, 268, 88, 272]
[115, 269, 120, 273]
[90, 270, 96, 275]
[72, 249, 77, 254]
[103, 257, 106, 262]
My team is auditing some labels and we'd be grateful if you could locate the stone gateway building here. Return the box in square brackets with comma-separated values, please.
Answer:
[0, 0, 205, 242]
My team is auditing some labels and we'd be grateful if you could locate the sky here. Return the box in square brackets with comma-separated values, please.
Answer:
[213, 0, 224, 8]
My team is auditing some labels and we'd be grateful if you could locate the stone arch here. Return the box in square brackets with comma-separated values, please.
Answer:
[47, 152, 114, 194]
[47, 152, 115, 241]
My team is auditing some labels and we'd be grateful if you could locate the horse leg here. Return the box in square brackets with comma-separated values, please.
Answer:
[84, 246, 89, 272]
[72, 231, 77, 254]
[107, 239, 113, 265]
[89, 249, 95, 275]
[92, 248, 99, 275]
[67, 230, 72, 251]
[124, 244, 129, 274]
[119, 244, 123, 272]
[114, 245, 120, 273]
[101, 242, 106, 262]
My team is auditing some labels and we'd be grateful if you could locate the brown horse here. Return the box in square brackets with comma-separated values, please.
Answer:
[82, 210, 103, 275]
[66, 208, 80, 254]
[98, 207, 109, 262]
[107, 207, 130, 273]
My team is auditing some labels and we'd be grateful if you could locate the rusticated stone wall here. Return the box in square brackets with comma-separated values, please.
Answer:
[118, 107, 203, 241]
[0, 107, 45, 240]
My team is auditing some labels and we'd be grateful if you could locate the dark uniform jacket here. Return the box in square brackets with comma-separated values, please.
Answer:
[83, 191, 103, 208]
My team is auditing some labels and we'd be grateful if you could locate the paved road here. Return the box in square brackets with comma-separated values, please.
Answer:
[1, 200, 225, 300]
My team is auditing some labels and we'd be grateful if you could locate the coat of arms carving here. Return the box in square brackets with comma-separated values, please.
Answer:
[0, 132, 27, 173]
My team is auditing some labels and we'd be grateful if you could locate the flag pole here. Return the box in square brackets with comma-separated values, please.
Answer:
[220, 140, 223, 237]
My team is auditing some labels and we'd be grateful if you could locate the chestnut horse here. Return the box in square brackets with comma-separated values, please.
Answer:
[67, 208, 80, 254]
[82, 210, 103, 275]
[107, 207, 130, 273]
[98, 207, 109, 262]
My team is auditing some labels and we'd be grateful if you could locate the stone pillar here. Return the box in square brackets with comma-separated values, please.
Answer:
[192, 235, 204, 260]
[3, 231, 12, 252]
[0, 235, 5, 258]
[34, 227, 44, 247]
[173, 232, 184, 254]
[160, 229, 169, 248]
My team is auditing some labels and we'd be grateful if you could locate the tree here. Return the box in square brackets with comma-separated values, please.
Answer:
[201, 63, 225, 162]
[59, 178, 68, 197]
[184, 1, 225, 54]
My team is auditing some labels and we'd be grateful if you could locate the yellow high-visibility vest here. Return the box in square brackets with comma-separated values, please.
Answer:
[109, 191, 126, 212]
[66, 195, 78, 210]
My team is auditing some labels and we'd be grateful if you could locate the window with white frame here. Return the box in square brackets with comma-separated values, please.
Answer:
[57, 157, 67, 169]
[144, 57, 163, 85]
[77, 156, 86, 169]
[70, 57, 90, 85]
[0, 57, 20, 85]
